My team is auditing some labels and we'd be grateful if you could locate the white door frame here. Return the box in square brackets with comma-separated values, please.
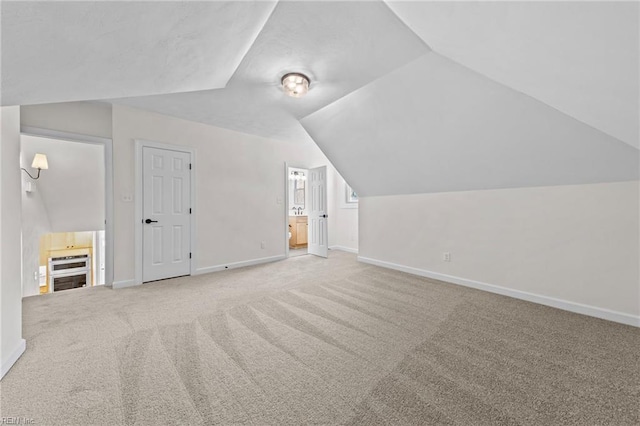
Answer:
[284, 162, 290, 258]
[20, 126, 115, 287]
[134, 139, 196, 285]
[284, 162, 328, 259]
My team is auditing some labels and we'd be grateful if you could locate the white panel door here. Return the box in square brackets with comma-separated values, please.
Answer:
[308, 166, 328, 258]
[142, 147, 191, 282]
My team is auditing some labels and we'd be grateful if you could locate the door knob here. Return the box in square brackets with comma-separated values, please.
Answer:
[320, 214, 328, 218]
[144, 219, 158, 224]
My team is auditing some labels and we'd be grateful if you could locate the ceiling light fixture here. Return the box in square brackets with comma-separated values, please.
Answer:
[290, 170, 306, 180]
[281, 72, 310, 98]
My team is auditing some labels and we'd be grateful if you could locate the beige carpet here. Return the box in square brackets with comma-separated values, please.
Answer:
[289, 247, 308, 258]
[1, 251, 638, 425]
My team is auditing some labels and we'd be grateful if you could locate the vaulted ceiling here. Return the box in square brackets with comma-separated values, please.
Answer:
[301, 52, 638, 196]
[2, 1, 638, 195]
[108, 1, 429, 144]
[386, 1, 639, 150]
[1, 1, 277, 105]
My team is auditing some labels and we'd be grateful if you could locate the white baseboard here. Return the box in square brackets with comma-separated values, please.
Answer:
[1, 339, 26, 380]
[195, 255, 286, 275]
[114, 255, 286, 286]
[112, 279, 138, 289]
[358, 256, 640, 328]
[329, 245, 359, 254]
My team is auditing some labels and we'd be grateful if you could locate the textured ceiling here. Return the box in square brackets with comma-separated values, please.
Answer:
[301, 53, 639, 196]
[1, 1, 276, 106]
[3, 1, 638, 196]
[386, 1, 640, 148]
[112, 87, 315, 144]
[109, 0, 429, 143]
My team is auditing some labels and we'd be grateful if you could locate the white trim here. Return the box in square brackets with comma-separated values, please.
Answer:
[284, 162, 290, 259]
[21, 126, 110, 145]
[134, 139, 196, 285]
[20, 126, 114, 287]
[1, 339, 26, 380]
[112, 279, 137, 289]
[358, 256, 640, 328]
[195, 255, 286, 275]
[329, 245, 358, 254]
[116, 253, 285, 286]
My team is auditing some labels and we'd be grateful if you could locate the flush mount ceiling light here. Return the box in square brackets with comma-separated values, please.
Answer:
[281, 72, 310, 98]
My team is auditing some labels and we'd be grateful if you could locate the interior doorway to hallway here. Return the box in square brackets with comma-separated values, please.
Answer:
[19, 127, 113, 296]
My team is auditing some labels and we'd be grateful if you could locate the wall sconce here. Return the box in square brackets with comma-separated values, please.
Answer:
[21, 153, 48, 180]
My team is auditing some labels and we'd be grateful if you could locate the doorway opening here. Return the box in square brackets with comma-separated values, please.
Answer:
[20, 129, 112, 296]
[285, 164, 329, 259]
[288, 167, 309, 257]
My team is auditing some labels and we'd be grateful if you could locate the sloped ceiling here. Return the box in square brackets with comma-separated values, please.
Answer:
[386, 1, 640, 149]
[110, 1, 429, 143]
[21, 135, 105, 232]
[1, 1, 276, 105]
[301, 53, 639, 196]
[110, 88, 316, 145]
[2, 1, 638, 196]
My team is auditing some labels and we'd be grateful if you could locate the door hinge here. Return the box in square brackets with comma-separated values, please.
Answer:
[189, 208, 192, 214]
[189, 253, 192, 259]
[189, 163, 192, 170]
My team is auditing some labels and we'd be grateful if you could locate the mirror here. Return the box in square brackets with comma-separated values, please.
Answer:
[293, 177, 305, 208]
[290, 169, 306, 210]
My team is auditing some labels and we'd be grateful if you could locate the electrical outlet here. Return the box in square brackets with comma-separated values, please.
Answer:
[122, 194, 133, 202]
[261, 241, 266, 249]
[443, 252, 451, 262]
[33, 271, 38, 281]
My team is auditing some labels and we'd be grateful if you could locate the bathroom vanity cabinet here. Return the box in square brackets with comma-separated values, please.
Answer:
[289, 216, 308, 248]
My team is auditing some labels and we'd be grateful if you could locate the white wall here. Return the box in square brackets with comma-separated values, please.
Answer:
[20, 147, 52, 297]
[21, 135, 105, 232]
[330, 174, 358, 253]
[21, 101, 112, 139]
[17, 101, 359, 286]
[112, 104, 355, 283]
[359, 181, 639, 324]
[1, 106, 25, 378]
